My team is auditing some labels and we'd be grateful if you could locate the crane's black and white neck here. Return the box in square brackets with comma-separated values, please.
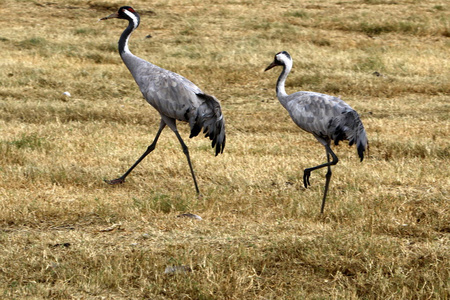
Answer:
[100, 6, 140, 57]
[264, 51, 292, 102]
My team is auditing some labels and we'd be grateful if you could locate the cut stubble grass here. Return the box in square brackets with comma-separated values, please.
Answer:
[0, 0, 449, 299]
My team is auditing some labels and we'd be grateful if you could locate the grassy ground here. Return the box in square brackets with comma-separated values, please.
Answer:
[0, 0, 449, 299]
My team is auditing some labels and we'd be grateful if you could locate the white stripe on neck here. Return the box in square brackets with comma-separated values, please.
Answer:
[123, 9, 138, 29]
[122, 9, 138, 55]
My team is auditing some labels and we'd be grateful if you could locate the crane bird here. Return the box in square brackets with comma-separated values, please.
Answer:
[265, 51, 368, 213]
[100, 6, 226, 194]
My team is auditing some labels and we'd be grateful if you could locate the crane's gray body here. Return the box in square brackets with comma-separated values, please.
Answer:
[121, 52, 225, 148]
[123, 53, 202, 119]
[280, 91, 367, 158]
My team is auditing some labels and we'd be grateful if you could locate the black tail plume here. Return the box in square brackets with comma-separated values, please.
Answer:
[190, 93, 226, 156]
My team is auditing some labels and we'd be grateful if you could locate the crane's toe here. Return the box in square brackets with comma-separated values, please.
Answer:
[303, 169, 311, 188]
[104, 177, 126, 185]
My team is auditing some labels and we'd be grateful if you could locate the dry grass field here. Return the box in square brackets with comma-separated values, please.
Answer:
[1, 0, 449, 298]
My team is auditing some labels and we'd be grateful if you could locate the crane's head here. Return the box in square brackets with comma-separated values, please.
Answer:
[264, 51, 292, 71]
[100, 6, 140, 23]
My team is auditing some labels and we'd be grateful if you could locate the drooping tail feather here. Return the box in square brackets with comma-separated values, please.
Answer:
[330, 110, 367, 162]
[356, 125, 368, 161]
[190, 93, 226, 156]
[352, 114, 368, 162]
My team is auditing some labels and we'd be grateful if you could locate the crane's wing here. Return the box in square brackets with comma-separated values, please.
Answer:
[126, 58, 226, 155]
[190, 92, 226, 155]
[285, 92, 347, 135]
[285, 92, 367, 160]
[132, 64, 202, 120]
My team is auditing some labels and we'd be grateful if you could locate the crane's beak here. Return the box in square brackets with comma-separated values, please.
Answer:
[100, 12, 119, 21]
[264, 61, 278, 72]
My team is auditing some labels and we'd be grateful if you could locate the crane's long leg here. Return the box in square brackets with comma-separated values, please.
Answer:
[321, 150, 332, 214]
[302, 144, 338, 213]
[173, 130, 200, 195]
[105, 120, 166, 185]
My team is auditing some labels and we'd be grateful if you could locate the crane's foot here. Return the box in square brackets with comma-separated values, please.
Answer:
[104, 177, 126, 185]
[303, 169, 311, 188]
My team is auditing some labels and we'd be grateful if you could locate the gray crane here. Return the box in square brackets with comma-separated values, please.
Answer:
[265, 51, 368, 213]
[100, 6, 226, 194]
